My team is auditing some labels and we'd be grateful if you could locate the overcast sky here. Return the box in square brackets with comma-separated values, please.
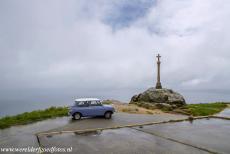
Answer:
[1, 0, 230, 106]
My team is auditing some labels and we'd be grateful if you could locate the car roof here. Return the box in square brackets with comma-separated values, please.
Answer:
[75, 98, 100, 102]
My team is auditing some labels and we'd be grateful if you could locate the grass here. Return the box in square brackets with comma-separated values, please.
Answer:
[0, 106, 68, 129]
[132, 101, 229, 116]
[177, 102, 228, 116]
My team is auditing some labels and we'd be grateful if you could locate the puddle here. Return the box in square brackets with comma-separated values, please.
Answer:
[74, 130, 102, 136]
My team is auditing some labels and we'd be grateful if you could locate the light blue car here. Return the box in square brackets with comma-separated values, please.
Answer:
[69, 98, 115, 120]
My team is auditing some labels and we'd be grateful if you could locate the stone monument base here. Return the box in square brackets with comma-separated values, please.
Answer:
[130, 87, 186, 109]
[155, 82, 162, 89]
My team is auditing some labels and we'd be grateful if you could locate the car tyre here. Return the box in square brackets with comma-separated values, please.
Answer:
[104, 111, 112, 119]
[73, 112, 81, 120]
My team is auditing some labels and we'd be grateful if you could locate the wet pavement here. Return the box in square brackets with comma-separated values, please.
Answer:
[217, 108, 230, 117]
[0, 117, 70, 149]
[0, 113, 186, 151]
[41, 112, 187, 134]
[40, 128, 209, 154]
[38, 118, 230, 154]
[135, 118, 230, 154]
[1, 112, 230, 154]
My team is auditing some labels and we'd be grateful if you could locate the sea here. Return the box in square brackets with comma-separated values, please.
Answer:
[0, 90, 230, 117]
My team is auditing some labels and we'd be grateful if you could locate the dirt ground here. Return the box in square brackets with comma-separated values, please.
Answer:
[111, 102, 164, 115]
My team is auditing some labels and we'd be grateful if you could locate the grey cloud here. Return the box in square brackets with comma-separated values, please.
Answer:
[0, 0, 230, 106]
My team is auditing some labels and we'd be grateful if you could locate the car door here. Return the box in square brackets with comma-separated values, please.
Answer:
[89, 100, 104, 116]
[76, 101, 90, 116]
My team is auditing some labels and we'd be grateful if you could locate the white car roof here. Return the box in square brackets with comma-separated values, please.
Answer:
[75, 98, 100, 102]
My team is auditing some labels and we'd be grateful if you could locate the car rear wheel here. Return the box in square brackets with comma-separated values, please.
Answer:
[73, 113, 81, 120]
[104, 112, 112, 119]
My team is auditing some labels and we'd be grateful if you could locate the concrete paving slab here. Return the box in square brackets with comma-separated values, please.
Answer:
[0, 117, 69, 149]
[135, 118, 230, 154]
[39, 128, 209, 154]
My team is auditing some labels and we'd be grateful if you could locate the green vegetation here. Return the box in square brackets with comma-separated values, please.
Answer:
[133, 101, 228, 116]
[0, 106, 68, 129]
[179, 103, 228, 116]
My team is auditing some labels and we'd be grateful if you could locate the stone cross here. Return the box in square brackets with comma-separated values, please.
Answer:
[155, 54, 162, 89]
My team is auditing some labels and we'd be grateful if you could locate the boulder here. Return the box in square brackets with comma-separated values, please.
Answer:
[155, 103, 174, 111]
[130, 87, 186, 107]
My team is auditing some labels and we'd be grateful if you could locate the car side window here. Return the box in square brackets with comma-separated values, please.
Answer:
[90, 100, 102, 106]
[76, 101, 89, 107]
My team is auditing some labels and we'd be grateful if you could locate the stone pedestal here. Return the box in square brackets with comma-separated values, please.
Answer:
[156, 82, 162, 89]
[130, 87, 186, 107]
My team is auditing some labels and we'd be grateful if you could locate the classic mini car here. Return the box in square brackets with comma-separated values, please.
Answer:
[69, 98, 115, 120]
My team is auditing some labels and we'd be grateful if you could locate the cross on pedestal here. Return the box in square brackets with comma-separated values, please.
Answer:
[155, 54, 162, 89]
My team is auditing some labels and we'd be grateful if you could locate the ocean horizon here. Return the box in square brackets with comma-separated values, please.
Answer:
[1, 90, 230, 117]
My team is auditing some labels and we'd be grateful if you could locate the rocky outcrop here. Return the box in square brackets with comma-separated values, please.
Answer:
[130, 87, 186, 107]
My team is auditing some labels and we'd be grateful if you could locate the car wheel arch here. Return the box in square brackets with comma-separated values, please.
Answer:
[104, 111, 113, 115]
[74, 112, 82, 116]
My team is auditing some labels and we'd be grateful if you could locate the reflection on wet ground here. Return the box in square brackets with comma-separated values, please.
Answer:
[39, 118, 230, 154]
[40, 128, 209, 154]
[0, 117, 70, 148]
[135, 118, 230, 154]
[1, 112, 230, 154]
[217, 108, 230, 117]
[0, 113, 186, 149]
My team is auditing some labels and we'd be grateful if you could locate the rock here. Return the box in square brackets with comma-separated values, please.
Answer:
[130, 95, 139, 102]
[155, 103, 173, 111]
[171, 104, 178, 110]
[130, 87, 186, 107]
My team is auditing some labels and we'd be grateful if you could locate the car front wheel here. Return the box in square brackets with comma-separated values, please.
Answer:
[104, 112, 112, 119]
[73, 112, 81, 120]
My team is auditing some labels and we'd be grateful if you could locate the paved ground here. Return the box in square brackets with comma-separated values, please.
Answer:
[134, 118, 230, 154]
[0, 117, 69, 149]
[40, 128, 209, 154]
[0, 112, 186, 153]
[38, 118, 230, 154]
[41, 112, 187, 133]
[217, 108, 230, 117]
[1, 111, 230, 154]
